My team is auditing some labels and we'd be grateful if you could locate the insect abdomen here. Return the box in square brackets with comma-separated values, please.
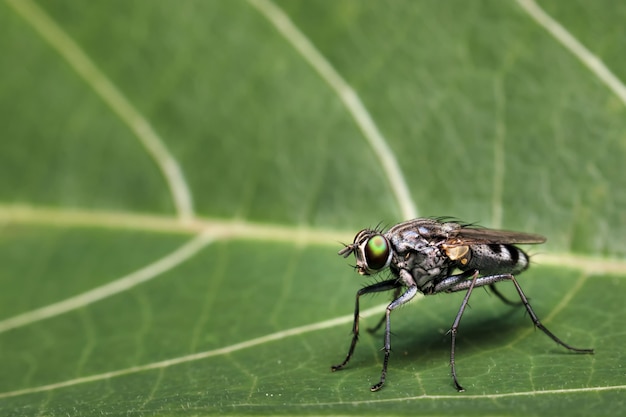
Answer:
[462, 244, 529, 275]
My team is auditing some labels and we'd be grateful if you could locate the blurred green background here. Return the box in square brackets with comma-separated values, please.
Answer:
[0, 0, 624, 415]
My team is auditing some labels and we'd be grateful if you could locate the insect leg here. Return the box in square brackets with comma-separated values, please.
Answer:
[367, 286, 402, 334]
[489, 284, 524, 306]
[507, 275, 594, 354]
[331, 279, 401, 372]
[371, 282, 419, 392]
[447, 270, 479, 392]
[447, 274, 594, 353]
[431, 269, 477, 294]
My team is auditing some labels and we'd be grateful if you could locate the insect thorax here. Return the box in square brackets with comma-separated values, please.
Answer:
[389, 235, 451, 292]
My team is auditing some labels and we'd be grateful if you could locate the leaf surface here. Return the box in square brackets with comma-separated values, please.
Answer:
[1, 0, 624, 415]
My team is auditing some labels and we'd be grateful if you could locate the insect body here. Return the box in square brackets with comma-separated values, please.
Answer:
[332, 218, 593, 392]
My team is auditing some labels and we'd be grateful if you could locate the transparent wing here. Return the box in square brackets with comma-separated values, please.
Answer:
[445, 226, 546, 246]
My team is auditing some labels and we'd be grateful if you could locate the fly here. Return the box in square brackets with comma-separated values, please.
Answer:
[332, 217, 593, 392]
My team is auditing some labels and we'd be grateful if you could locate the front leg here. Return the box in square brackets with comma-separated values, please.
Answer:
[367, 286, 402, 334]
[370, 283, 419, 391]
[331, 279, 401, 372]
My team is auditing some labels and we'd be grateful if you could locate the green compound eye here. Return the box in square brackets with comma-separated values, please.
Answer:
[364, 235, 390, 271]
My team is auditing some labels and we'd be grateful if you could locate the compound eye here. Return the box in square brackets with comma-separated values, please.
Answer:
[364, 235, 390, 271]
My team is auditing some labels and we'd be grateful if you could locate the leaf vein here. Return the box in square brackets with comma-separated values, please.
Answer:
[0, 303, 391, 399]
[5, 0, 195, 222]
[0, 229, 217, 334]
[517, 0, 626, 107]
[247, 0, 417, 219]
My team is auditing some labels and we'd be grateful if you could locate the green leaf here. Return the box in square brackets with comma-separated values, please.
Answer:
[1, 0, 624, 415]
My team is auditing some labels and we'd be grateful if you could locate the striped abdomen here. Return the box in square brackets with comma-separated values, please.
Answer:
[461, 244, 530, 275]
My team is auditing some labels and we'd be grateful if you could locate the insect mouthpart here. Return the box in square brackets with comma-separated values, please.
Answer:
[355, 265, 370, 276]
